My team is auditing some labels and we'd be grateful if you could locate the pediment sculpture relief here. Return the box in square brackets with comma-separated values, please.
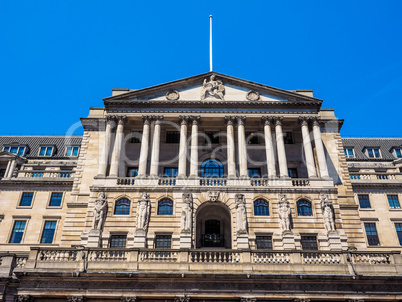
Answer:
[201, 75, 225, 100]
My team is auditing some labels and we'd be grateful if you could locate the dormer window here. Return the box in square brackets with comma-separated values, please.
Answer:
[392, 148, 402, 158]
[3, 145, 26, 156]
[65, 146, 80, 157]
[39, 146, 54, 157]
[344, 147, 355, 158]
[365, 148, 381, 158]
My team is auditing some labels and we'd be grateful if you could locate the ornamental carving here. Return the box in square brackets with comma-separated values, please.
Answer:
[14, 296, 32, 302]
[165, 89, 180, 101]
[241, 299, 257, 302]
[201, 75, 225, 100]
[121, 297, 137, 302]
[174, 296, 190, 302]
[246, 90, 260, 101]
[67, 297, 85, 302]
[208, 191, 220, 202]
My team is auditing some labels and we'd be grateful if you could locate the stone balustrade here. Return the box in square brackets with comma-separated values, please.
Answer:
[350, 173, 402, 181]
[18, 170, 74, 179]
[8, 248, 401, 277]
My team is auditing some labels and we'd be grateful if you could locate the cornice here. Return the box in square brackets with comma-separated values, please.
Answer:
[0, 179, 74, 188]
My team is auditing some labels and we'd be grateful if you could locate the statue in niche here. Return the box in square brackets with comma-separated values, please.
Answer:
[137, 193, 151, 230]
[181, 193, 193, 233]
[321, 194, 336, 232]
[201, 75, 225, 100]
[278, 194, 291, 232]
[92, 192, 108, 231]
[235, 194, 247, 234]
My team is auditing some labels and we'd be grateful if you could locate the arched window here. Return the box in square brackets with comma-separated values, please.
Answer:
[114, 198, 130, 215]
[254, 199, 269, 216]
[297, 200, 312, 216]
[158, 199, 173, 215]
[200, 159, 224, 177]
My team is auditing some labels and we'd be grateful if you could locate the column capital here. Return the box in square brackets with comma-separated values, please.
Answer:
[189, 115, 201, 125]
[261, 116, 275, 126]
[312, 117, 321, 127]
[225, 116, 236, 125]
[142, 115, 153, 125]
[273, 116, 284, 126]
[151, 115, 164, 125]
[116, 115, 127, 125]
[179, 115, 190, 125]
[298, 116, 309, 127]
[235, 116, 247, 125]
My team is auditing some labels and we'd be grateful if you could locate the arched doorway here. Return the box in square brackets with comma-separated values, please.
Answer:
[195, 202, 231, 248]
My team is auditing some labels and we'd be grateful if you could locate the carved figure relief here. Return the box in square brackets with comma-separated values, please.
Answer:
[235, 193, 247, 235]
[246, 90, 260, 101]
[181, 193, 193, 233]
[137, 193, 151, 230]
[321, 194, 336, 232]
[208, 191, 220, 202]
[278, 194, 291, 232]
[165, 89, 180, 101]
[201, 75, 225, 100]
[92, 192, 108, 231]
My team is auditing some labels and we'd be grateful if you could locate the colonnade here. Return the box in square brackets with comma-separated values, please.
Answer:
[98, 115, 329, 179]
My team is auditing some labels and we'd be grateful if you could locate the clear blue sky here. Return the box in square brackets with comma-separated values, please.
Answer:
[1, 0, 401, 136]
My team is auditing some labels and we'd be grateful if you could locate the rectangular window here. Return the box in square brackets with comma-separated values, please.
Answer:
[248, 168, 260, 178]
[301, 235, 318, 250]
[166, 131, 180, 143]
[41, 221, 56, 244]
[344, 148, 354, 158]
[3, 145, 26, 156]
[358, 194, 371, 209]
[246, 132, 259, 144]
[65, 146, 80, 157]
[19, 192, 34, 207]
[164, 167, 178, 177]
[39, 146, 54, 157]
[288, 168, 298, 178]
[395, 223, 402, 246]
[155, 235, 171, 249]
[205, 131, 220, 144]
[49, 193, 63, 207]
[387, 195, 400, 209]
[395, 148, 402, 158]
[9, 221, 26, 243]
[110, 235, 127, 248]
[256, 236, 272, 249]
[365, 223, 380, 245]
[127, 167, 138, 177]
[130, 131, 143, 143]
[366, 148, 381, 158]
[284, 132, 293, 144]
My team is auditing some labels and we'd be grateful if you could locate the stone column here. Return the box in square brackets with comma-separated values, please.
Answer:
[178, 116, 189, 178]
[274, 117, 288, 178]
[313, 118, 330, 178]
[262, 116, 276, 178]
[299, 117, 317, 178]
[97, 116, 115, 176]
[137, 116, 151, 177]
[225, 116, 236, 178]
[237, 116, 248, 177]
[189, 116, 201, 177]
[109, 116, 127, 177]
[7, 159, 17, 178]
[4, 160, 12, 178]
[149, 116, 164, 177]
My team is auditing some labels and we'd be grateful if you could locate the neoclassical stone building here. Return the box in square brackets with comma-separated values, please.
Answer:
[0, 72, 401, 301]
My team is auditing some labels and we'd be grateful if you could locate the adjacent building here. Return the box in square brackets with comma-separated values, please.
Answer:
[0, 72, 401, 302]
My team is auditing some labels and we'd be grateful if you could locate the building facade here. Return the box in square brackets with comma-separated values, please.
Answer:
[0, 72, 401, 301]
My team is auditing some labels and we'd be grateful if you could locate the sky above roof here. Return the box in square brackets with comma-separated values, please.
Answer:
[1, 0, 401, 136]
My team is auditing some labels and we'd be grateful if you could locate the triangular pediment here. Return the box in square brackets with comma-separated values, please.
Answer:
[103, 72, 322, 106]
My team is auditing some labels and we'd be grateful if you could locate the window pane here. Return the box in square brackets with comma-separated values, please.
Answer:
[358, 195, 371, 209]
[256, 236, 272, 249]
[155, 235, 171, 249]
[114, 199, 130, 215]
[45, 147, 53, 156]
[254, 200, 269, 216]
[4, 146, 10, 152]
[297, 200, 312, 216]
[200, 159, 223, 177]
[10, 221, 26, 243]
[39, 147, 46, 156]
[388, 195, 400, 209]
[164, 168, 178, 177]
[288, 168, 298, 178]
[17, 147, 25, 156]
[248, 168, 260, 178]
[72, 147, 79, 156]
[158, 199, 173, 215]
[166, 131, 180, 143]
[395, 223, 402, 246]
[365, 223, 379, 245]
[41, 221, 56, 244]
[49, 193, 63, 207]
[10, 147, 18, 154]
[374, 149, 380, 157]
[66, 147, 72, 156]
[110, 235, 127, 248]
[301, 236, 318, 250]
[396, 149, 402, 158]
[127, 167, 138, 177]
[20, 193, 33, 207]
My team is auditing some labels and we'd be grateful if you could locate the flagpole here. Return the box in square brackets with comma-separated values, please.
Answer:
[209, 15, 213, 72]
